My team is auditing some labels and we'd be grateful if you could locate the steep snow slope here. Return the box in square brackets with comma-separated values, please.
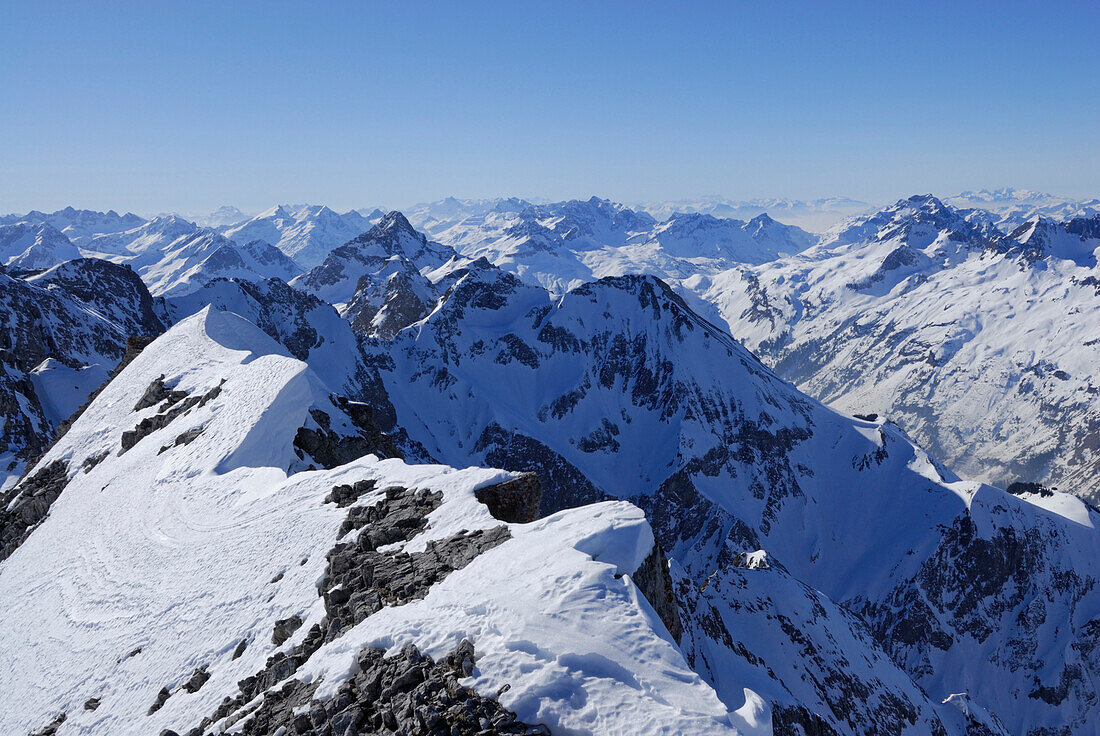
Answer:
[163, 277, 369, 395]
[222, 205, 373, 269]
[689, 195, 1100, 498]
[0, 307, 743, 736]
[363, 264, 1100, 735]
[0, 222, 82, 270]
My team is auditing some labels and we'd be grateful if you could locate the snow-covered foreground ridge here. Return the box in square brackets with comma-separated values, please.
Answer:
[0, 308, 741, 736]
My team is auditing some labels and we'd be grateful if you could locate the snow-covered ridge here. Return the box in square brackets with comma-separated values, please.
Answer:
[0, 307, 740, 736]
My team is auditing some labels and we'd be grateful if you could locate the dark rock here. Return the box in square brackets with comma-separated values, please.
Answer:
[293, 399, 401, 470]
[631, 541, 684, 643]
[182, 666, 210, 693]
[325, 478, 378, 508]
[29, 712, 66, 736]
[0, 459, 69, 562]
[191, 641, 546, 736]
[474, 472, 542, 523]
[120, 381, 223, 453]
[134, 374, 188, 412]
[148, 686, 171, 715]
[83, 697, 100, 711]
[232, 639, 249, 660]
[272, 615, 304, 646]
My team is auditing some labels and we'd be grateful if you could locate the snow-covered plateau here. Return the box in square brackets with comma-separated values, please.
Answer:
[3, 191, 1100, 736]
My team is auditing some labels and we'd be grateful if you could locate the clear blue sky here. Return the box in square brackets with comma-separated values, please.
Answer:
[2, 0, 1097, 214]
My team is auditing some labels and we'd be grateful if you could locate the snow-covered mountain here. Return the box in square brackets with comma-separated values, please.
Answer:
[636, 196, 872, 232]
[221, 205, 375, 269]
[186, 205, 250, 228]
[0, 222, 83, 270]
[349, 257, 1100, 736]
[0, 207, 147, 246]
[0, 258, 163, 488]
[411, 197, 814, 295]
[78, 216, 304, 296]
[291, 211, 455, 307]
[4, 195, 1100, 735]
[687, 195, 1100, 498]
[946, 188, 1100, 230]
[0, 307, 747, 736]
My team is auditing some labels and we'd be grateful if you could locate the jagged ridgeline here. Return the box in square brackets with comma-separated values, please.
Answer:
[1, 196, 1099, 736]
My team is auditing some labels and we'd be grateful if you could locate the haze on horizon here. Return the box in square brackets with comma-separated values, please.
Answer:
[2, 0, 1097, 214]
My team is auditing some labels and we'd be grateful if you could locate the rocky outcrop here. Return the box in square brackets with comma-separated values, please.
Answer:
[188, 483, 511, 735]
[293, 398, 401, 469]
[630, 542, 683, 643]
[191, 641, 546, 736]
[474, 472, 542, 523]
[0, 460, 69, 562]
[120, 380, 223, 453]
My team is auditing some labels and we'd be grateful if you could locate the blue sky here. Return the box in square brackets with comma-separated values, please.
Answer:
[2, 0, 1097, 213]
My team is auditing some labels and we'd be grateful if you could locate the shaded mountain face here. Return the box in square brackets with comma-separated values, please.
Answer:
[353, 254, 1100, 736]
[687, 196, 1100, 499]
[0, 259, 164, 487]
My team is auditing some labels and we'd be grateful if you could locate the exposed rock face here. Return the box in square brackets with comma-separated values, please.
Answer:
[474, 472, 542, 523]
[189, 483, 512, 736]
[200, 641, 547, 736]
[25, 258, 165, 337]
[293, 399, 401, 469]
[0, 460, 68, 562]
[120, 380, 223, 453]
[291, 211, 455, 306]
[630, 542, 683, 643]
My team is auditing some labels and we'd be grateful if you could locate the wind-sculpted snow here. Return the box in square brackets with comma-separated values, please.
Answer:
[365, 260, 1100, 735]
[0, 307, 740, 736]
[163, 277, 368, 394]
[691, 195, 1100, 500]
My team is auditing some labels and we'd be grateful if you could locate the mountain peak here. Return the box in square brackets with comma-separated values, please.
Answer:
[374, 210, 418, 237]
